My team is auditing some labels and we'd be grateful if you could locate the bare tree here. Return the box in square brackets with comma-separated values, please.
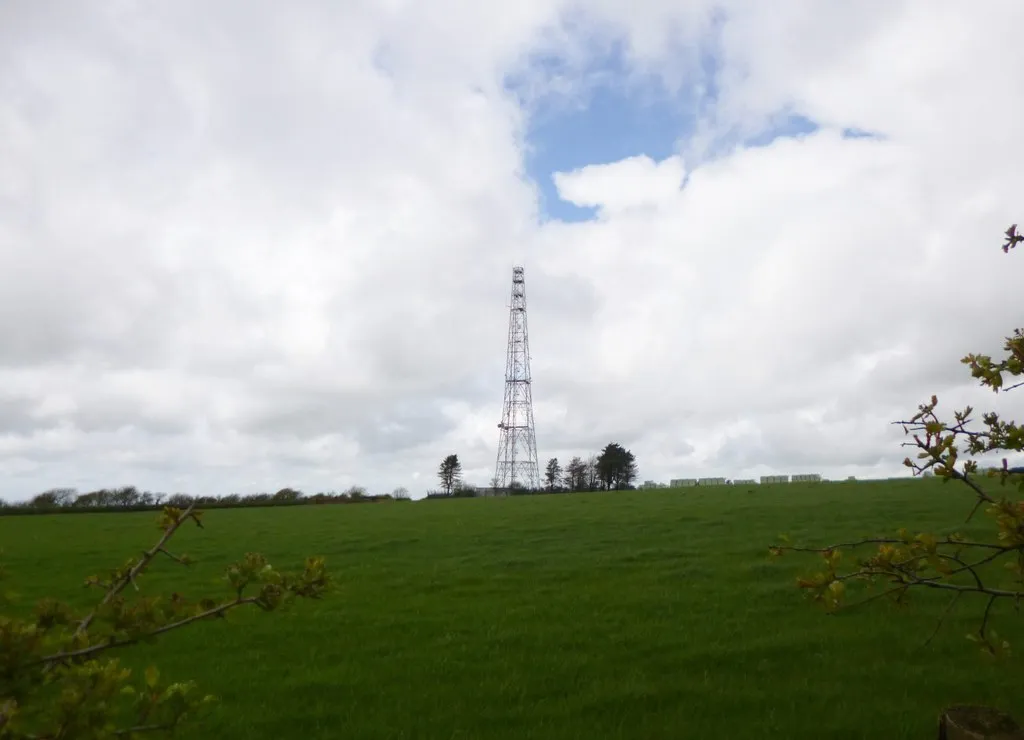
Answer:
[585, 455, 600, 491]
[562, 457, 587, 492]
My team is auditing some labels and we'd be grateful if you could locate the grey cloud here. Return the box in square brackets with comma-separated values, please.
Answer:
[0, 396, 46, 435]
[716, 417, 898, 473]
[236, 388, 462, 456]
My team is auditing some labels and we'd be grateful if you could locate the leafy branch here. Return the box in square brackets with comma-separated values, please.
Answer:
[770, 224, 1024, 658]
[0, 504, 330, 739]
[73, 504, 206, 642]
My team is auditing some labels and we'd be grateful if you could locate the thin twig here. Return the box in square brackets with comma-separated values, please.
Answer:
[947, 468, 996, 505]
[832, 583, 910, 613]
[912, 580, 1018, 598]
[979, 593, 999, 652]
[964, 496, 986, 523]
[935, 552, 986, 590]
[779, 538, 908, 553]
[980, 593, 998, 636]
[157, 548, 188, 565]
[776, 536, 1007, 555]
[923, 591, 963, 647]
[940, 545, 1021, 585]
[113, 722, 178, 736]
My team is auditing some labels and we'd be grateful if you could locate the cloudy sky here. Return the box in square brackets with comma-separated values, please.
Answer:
[2, 1, 1023, 500]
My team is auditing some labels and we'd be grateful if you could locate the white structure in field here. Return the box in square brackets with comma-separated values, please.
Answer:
[732, 479, 757, 485]
[698, 477, 727, 486]
[760, 475, 790, 484]
[670, 478, 698, 487]
[790, 474, 823, 483]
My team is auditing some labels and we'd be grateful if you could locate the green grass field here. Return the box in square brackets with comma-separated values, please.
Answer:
[3, 479, 1023, 739]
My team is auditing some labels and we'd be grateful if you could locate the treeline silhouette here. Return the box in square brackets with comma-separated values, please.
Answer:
[0, 485, 406, 516]
[1, 477, 646, 516]
[1, 442, 646, 515]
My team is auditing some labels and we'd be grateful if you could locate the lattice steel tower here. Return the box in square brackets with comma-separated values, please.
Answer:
[494, 266, 540, 491]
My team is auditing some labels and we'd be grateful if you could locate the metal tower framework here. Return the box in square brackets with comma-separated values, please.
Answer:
[494, 265, 540, 491]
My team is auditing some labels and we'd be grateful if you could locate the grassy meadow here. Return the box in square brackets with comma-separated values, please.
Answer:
[2, 479, 1023, 739]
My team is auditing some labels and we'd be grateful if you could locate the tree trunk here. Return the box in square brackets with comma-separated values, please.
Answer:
[938, 706, 1024, 740]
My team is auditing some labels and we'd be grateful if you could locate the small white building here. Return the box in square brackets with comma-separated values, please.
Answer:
[790, 474, 822, 483]
[698, 477, 727, 486]
[670, 478, 698, 487]
[760, 475, 790, 484]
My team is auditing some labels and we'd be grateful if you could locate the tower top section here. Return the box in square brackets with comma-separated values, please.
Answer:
[510, 266, 526, 310]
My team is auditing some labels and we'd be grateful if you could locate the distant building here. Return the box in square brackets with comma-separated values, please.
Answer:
[639, 480, 660, 490]
[670, 478, 698, 487]
[791, 474, 822, 483]
[760, 475, 790, 484]
[698, 477, 727, 486]
[732, 479, 757, 485]
[474, 487, 506, 497]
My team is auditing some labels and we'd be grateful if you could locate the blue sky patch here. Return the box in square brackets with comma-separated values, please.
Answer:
[742, 113, 819, 148]
[523, 86, 693, 222]
[507, 40, 700, 223]
[841, 127, 885, 140]
[506, 16, 832, 224]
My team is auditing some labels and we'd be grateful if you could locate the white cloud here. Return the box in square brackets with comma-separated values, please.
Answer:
[1, 0, 1023, 500]
[553, 155, 686, 213]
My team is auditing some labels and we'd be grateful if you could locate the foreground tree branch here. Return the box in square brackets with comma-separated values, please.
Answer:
[770, 225, 1024, 659]
[73, 504, 205, 640]
[0, 504, 330, 739]
[31, 594, 260, 670]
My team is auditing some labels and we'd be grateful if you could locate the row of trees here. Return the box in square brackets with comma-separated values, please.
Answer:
[544, 443, 639, 492]
[431, 443, 639, 498]
[7, 440, 639, 514]
[1, 485, 412, 516]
